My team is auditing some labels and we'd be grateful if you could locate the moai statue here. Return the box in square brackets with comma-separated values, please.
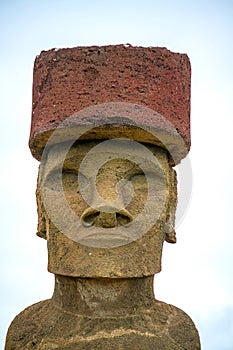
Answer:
[5, 45, 201, 349]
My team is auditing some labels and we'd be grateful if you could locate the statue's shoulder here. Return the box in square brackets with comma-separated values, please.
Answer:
[4, 299, 51, 350]
[5, 299, 201, 350]
[149, 300, 201, 349]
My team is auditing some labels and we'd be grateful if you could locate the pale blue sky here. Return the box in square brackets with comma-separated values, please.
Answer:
[1, 1, 233, 349]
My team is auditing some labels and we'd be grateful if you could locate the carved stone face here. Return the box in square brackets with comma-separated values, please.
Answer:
[37, 140, 177, 277]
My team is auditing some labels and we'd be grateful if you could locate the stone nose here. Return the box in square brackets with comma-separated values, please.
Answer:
[81, 206, 133, 228]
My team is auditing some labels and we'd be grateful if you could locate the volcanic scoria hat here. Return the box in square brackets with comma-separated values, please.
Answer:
[29, 45, 191, 165]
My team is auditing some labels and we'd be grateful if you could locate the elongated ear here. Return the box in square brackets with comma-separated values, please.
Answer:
[165, 167, 177, 244]
[165, 219, 176, 243]
[36, 173, 47, 240]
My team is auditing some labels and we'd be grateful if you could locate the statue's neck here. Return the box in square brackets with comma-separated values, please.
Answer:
[52, 274, 155, 316]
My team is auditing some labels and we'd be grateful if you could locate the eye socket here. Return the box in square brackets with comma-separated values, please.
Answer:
[43, 169, 90, 193]
[43, 169, 63, 191]
[63, 171, 92, 194]
[77, 172, 91, 193]
[62, 172, 78, 189]
[129, 171, 166, 191]
[130, 174, 148, 190]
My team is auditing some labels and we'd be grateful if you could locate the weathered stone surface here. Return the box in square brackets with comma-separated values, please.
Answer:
[37, 141, 177, 277]
[5, 276, 200, 350]
[29, 45, 191, 162]
[5, 46, 200, 349]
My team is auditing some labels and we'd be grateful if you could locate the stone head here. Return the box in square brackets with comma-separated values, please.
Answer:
[29, 45, 191, 279]
[36, 134, 178, 278]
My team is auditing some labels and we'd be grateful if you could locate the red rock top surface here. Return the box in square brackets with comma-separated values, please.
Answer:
[29, 45, 191, 161]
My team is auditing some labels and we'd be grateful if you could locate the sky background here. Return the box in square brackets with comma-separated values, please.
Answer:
[0, 0, 233, 349]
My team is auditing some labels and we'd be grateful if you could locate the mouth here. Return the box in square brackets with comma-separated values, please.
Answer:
[71, 227, 134, 248]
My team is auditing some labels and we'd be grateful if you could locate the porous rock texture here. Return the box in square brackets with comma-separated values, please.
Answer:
[5, 276, 201, 350]
[29, 45, 191, 163]
[38, 143, 177, 278]
[5, 45, 201, 350]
